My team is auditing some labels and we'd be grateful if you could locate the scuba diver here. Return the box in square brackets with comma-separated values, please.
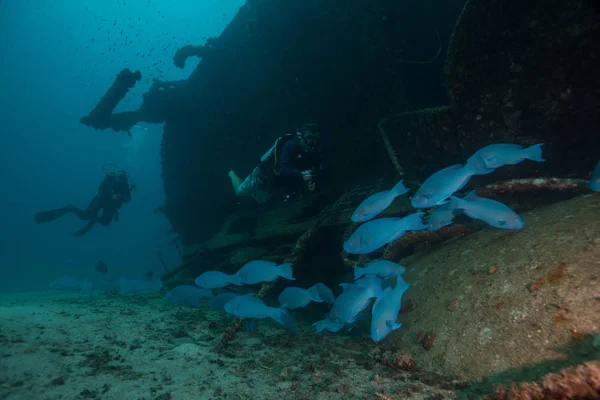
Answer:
[228, 123, 324, 203]
[34, 165, 136, 237]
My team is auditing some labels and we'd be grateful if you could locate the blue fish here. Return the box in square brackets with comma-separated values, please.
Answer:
[411, 157, 490, 208]
[370, 276, 410, 342]
[353, 260, 406, 280]
[351, 180, 410, 223]
[231, 261, 295, 285]
[467, 143, 545, 170]
[341, 276, 388, 293]
[590, 161, 600, 191]
[278, 286, 323, 309]
[446, 190, 524, 229]
[343, 212, 427, 254]
[195, 271, 240, 289]
[427, 203, 457, 231]
[209, 292, 239, 311]
[49, 276, 92, 292]
[224, 294, 295, 333]
[166, 285, 213, 308]
[313, 280, 383, 333]
[118, 278, 163, 295]
[308, 283, 335, 305]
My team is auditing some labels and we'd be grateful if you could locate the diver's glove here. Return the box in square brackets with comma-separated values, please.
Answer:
[307, 181, 316, 191]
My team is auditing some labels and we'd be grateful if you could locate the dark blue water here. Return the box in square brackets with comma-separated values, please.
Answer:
[0, 0, 244, 291]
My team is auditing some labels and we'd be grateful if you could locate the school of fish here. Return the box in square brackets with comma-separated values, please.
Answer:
[49, 143, 599, 344]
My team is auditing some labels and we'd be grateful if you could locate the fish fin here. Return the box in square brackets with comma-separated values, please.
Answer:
[427, 224, 440, 232]
[524, 143, 545, 162]
[393, 322, 403, 330]
[465, 153, 495, 175]
[271, 308, 296, 333]
[390, 180, 410, 196]
[464, 190, 482, 202]
[353, 265, 364, 280]
[390, 229, 407, 243]
[278, 263, 295, 280]
[496, 220, 508, 227]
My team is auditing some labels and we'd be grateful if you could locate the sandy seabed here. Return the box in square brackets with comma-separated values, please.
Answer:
[0, 290, 452, 400]
[3, 194, 598, 400]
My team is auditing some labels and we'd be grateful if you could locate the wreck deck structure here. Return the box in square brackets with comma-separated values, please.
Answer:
[81, 0, 599, 280]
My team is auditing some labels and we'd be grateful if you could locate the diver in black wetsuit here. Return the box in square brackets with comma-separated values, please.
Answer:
[34, 168, 135, 237]
[228, 123, 324, 203]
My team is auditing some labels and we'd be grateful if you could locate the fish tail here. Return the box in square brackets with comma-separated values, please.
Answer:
[445, 196, 466, 210]
[271, 308, 296, 333]
[307, 285, 325, 303]
[525, 143, 545, 162]
[390, 179, 409, 196]
[313, 319, 329, 334]
[352, 265, 364, 280]
[80, 279, 93, 292]
[410, 212, 428, 230]
[228, 274, 244, 286]
[278, 263, 295, 280]
[313, 319, 343, 333]
[395, 281, 411, 296]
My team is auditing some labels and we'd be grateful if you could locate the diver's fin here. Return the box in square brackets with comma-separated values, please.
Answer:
[73, 220, 96, 237]
[34, 209, 64, 224]
[228, 170, 242, 193]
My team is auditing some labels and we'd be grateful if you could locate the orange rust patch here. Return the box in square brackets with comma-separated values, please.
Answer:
[528, 262, 567, 293]
[572, 329, 585, 341]
[528, 279, 545, 293]
[547, 262, 566, 283]
[553, 314, 567, 324]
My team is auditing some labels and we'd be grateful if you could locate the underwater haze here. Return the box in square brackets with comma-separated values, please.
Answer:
[0, 0, 245, 291]
[0, 1, 599, 399]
